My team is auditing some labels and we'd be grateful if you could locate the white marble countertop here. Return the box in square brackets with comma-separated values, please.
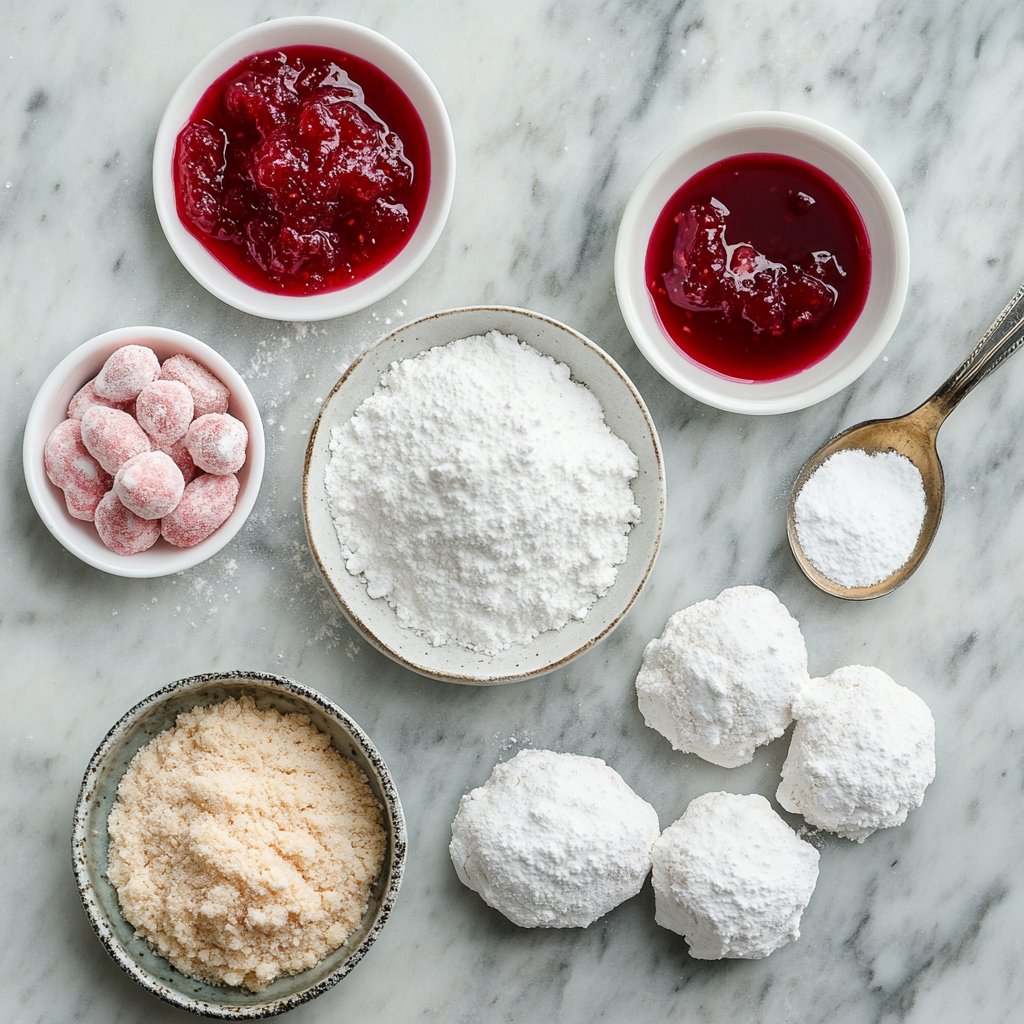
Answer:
[4, 1, 1024, 1021]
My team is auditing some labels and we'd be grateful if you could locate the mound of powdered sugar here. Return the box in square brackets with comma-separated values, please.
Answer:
[449, 749, 660, 928]
[325, 331, 641, 654]
[651, 792, 819, 960]
[793, 448, 926, 588]
[777, 664, 936, 842]
[635, 586, 809, 767]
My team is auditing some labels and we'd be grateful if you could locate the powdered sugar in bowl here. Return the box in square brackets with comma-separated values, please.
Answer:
[303, 306, 665, 684]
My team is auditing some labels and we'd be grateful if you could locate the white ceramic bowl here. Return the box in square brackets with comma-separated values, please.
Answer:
[153, 17, 456, 321]
[614, 111, 910, 415]
[72, 671, 406, 1018]
[303, 306, 665, 684]
[23, 326, 265, 577]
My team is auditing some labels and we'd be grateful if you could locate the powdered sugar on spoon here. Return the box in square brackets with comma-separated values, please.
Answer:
[789, 277, 1024, 599]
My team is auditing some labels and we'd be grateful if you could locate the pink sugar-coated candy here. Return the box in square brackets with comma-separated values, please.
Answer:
[44, 419, 111, 520]
[114, 450, 185, 520]
[161, 473, 239, 548]
[62, 479, 111, 522]
[94, 490, 161, 555]
[94, 345, 161, 402]
[135, 379, 194, 446]
[44, 419, 113, 522]
[80, 406, 151, 474]
[44, 418, 110, 490]
[161, 435, 199, 485]
[186, 413, 248, 475]
[160, 354, 230, 418]
[67, 378, 128, 419]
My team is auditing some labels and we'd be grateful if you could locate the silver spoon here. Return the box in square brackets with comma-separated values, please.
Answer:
[788, 278, 1024, 599]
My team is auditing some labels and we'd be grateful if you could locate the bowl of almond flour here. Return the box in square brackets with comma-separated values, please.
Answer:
[303, 306, 665, 684]
[72, 671, 406, 1018]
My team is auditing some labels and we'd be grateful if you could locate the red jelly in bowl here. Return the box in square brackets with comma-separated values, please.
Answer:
[645, 154, 870, 382]
[174, 45, 430, 296]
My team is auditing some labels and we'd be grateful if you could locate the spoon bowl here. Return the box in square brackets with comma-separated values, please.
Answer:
[787, 407, 946, 598]
[789, 279, 1024, 598]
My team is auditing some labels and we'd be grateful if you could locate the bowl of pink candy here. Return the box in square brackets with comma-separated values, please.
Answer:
[24, 326, 265, 578]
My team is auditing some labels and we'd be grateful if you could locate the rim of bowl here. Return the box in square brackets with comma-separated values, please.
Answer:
[71, 670, 406, 1019]
[302, 305, 665, 684]
[23, 326, 265, 578]
[614, 110, 910, 415]
[153, 17, 456, 321]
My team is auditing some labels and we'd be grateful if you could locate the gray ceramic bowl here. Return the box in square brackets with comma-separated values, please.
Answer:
[72, 671, 406, 1018]
[303, 306, 665, 684]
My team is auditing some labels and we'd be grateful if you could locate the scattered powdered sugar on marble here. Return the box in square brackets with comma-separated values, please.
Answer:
[651, 792, 819, 960]
[449, 749, 660, 928]
[777, 664, 936, 842]
[635, 585, 809, 767]
[324, 331, 640, 654]
[794, 448, 926, 588]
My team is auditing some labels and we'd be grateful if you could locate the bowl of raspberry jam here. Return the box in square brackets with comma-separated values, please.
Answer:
[154, 18, 456, 321]
[614, 112, 909, 414]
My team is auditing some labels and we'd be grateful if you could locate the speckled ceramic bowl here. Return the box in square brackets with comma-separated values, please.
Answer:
[303, 305, 665, 684]
[72, 671, 406, 1019]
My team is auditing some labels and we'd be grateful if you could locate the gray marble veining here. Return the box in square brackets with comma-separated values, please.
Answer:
[3, 0, 1024, 1021]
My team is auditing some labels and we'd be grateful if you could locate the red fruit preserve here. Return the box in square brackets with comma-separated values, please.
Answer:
[645, 153, 870, 382]
[174, 46, 431, 296]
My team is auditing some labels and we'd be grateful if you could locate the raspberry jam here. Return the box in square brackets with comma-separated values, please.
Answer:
[645, 154, 870, 382]
[174, 46, 430, 296]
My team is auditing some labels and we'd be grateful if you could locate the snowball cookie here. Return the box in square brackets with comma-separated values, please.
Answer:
[636, 586, 809, 767]
[449, 749, 660, 928]
[652, 792, 819, 960]
[777, 665, 936, 842]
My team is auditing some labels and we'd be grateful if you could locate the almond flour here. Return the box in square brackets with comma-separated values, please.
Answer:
[107, 696, 386, 991]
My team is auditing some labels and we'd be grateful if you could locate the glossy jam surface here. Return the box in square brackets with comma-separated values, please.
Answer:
[175, 46, 430, 296]
[646, 154, 871, 382]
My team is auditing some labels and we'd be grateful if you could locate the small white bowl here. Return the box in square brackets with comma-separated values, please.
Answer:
[72, 671, 406, 1018]
[303, 306, 665, 684]
[614, 111, 910, 415]
[23, 326, 265, 577]
[153, 17, 456, 321]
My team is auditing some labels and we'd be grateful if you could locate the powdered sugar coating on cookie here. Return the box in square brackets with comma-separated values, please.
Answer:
[450, 749, 660, 928]
[777, 665, 935, 842]
[636, 586, 808, 767]
[652, 792, 819, 960]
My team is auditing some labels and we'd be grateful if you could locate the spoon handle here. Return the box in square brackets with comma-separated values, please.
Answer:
[929, 279, 1024, 418]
